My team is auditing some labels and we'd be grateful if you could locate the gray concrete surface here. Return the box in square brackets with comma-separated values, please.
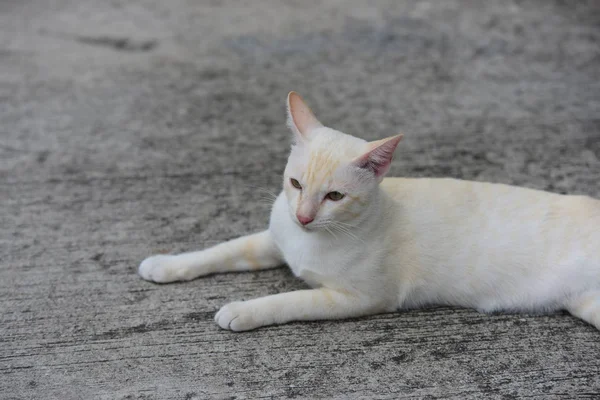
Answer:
[1, 0, 600, 398]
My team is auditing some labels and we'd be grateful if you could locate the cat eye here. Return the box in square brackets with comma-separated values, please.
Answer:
[290, 178, 302, 189]
[326, 191, 345, 201]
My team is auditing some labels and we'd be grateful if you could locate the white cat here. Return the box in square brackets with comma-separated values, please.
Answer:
[139, 92, 600, 332]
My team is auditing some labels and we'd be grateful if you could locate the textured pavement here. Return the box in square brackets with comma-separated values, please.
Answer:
[1, 1, 600, 398]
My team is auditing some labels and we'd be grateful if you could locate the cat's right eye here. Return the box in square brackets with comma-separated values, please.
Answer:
[290, 178, 302, 190]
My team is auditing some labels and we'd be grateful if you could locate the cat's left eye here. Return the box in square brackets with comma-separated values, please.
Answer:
[290, 178, 302, 189]
[326, 191, 345, 201]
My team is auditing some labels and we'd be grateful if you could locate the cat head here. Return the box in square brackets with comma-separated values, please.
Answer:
[283, 92, 402, 231]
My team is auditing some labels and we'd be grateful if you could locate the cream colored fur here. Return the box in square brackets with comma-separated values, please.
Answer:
[139, 92, 600, 332]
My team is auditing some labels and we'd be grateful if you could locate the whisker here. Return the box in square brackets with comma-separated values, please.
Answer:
[324, 225, 338, 241]
[241, 184, 280, 199]
[333, 220, 359, 229]
[330, 221, 365, 244]
[257, 201, 276, 209]
[257, 196, 277, 204]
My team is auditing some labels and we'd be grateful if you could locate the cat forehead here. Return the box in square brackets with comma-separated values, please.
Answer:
[300, 127, 367, 160]
[287, 128, 367, 186]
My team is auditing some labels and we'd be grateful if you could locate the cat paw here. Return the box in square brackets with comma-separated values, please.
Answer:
[215, 301, 262, 332]
[138, 255, 184, 283]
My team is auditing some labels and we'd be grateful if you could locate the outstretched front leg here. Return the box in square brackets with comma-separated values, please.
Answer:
[139, 230, 283, 283]
[215, 287, 391, 331]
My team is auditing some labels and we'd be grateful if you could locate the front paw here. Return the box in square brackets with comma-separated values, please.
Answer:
[215, 301, 263, 332]
[138, 254, 184, 283]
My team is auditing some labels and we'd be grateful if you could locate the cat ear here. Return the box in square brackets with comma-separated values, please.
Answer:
[286, 91, 323, 143]
[353, 134, 403, 180]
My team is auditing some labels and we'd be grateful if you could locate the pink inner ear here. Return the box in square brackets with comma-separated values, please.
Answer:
[354, 134, 403, 177]
[287, 92, 322, 138]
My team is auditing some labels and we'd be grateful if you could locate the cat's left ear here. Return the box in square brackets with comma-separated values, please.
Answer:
[353, 134, 403, 181]
[286, 91, 323, 143]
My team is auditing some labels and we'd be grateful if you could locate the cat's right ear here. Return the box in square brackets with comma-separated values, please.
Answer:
[287, 91, 323, 143]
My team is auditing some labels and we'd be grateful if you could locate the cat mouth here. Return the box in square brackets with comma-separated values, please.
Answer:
[296, 221, 314, 230]
[294, 218, 319, 231]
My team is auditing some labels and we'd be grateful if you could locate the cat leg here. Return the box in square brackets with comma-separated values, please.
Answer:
[215, 287, 390, 331]
[567, 291, 600, 330]
[138, 230, 283, 283]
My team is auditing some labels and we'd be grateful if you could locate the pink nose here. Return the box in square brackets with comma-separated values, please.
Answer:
[297, 214, 314, 226]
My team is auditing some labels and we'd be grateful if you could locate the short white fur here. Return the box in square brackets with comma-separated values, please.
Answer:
[139, 92, 600, 332]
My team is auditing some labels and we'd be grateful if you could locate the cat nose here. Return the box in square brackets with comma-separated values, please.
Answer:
[296, 214, 314, 226]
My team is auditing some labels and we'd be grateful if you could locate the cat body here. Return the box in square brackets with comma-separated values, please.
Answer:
[272, 177, 600, 314]
[139, 92, 600, 331]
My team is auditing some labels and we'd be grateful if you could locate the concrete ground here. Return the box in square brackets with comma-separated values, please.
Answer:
[1, 0, 599, 398]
